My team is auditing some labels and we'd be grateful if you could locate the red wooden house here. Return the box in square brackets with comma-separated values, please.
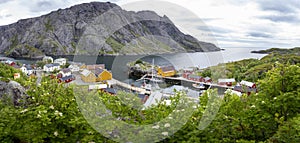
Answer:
[188, 74, 204, 82]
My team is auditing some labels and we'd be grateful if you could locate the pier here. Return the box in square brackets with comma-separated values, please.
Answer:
[142, 74, 234, 89]
[108, 79, 151, 95]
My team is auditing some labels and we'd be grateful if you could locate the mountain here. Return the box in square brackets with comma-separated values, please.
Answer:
[0, 2, 220, 59]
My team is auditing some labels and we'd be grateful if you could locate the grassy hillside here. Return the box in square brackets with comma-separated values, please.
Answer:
[251, 47, 300, 55]
[204, 52, 300, 82]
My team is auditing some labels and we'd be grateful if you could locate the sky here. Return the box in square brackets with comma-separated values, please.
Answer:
[0, 0, 299, 48]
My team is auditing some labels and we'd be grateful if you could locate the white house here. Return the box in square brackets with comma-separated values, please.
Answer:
[68, 64, 80, 72]
[218, 78, 236, 86]
[20, 65, 34, 76]
[240, 80, 256, 88]
[43, 63, 60, 72]
[58, 68, 72, 78]
[43, 56, 53, 63]
[54, 58, 67, 66]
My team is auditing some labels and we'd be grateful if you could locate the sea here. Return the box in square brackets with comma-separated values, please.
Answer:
[0, 47, 268, 81]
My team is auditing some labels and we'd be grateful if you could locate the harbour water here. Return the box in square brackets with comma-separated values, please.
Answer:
[1, 47, 268, 81]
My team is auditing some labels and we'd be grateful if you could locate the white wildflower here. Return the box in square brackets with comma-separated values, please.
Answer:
[181, 109, 185, 112]
[274, 97, 277, 100]
[54, 110, 63, 116]
[152, 125, 160, 129]
[192, 105, 197, 109]
[161, 132, 168, 136]
[49, 105, 54, 109]
[32, 97, 35, 100]
[168, 116, 173, 120]
[164, 123, 171, 128]
[54, 131, 58, 136]
[20, 109, 28, 113]
[251, 105, 256, 108]
[261, 101, 265, 104]
[37, 114, 41, 118]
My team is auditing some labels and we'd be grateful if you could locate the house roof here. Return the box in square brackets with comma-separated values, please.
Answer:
[68, 64, 79, 68]
[43, 56, 53, 60]
[240, 80, 255, 87]
[81, 69, 92, 77]
[54, 58, 67, 62]
[53, 63, 60, 66]
[12, 65, 21, 69]
[234, 85, 257, 93]
[183, 68, 194, 72]
[218, 78, 236, 83]
[204, 77, 211, 80]
[61, 68, 71, 73]
[93, 68, 104, 76]
[44, 64, 52, 68]
[45, 63, 60, 68]
[59, 75, 74, 81]
[86, 64, 105, 70]
[160, 66, 175, 72]
[26, 65, 32, 70]
[188, 74, 202, 79]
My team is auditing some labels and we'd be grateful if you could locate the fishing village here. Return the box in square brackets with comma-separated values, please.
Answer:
[0, 55, 257, 108]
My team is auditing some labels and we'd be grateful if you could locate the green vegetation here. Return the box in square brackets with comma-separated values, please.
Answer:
[105, 37, 125, 53]
[24, 45, 44, 58]
[202, 53, 300, 82]
[0, 52, 299, 142]
[0, 63, 27, 83]
[252, 47, 300, 54]
[44, 18, 54, 32]
[5, 35, 19, 55]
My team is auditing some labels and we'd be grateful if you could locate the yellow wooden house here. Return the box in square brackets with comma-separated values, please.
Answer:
[81, 69, 97, 82]
[94, 68, 112, 81]
[81, 68, 112, 83]
[157, 66, 176, 77]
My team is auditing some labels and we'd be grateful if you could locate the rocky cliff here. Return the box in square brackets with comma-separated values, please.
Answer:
[0, 2, 220, 58]
[0, 81, 28, 106]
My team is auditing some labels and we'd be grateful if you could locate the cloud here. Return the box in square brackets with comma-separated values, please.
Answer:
[256, 0, 300, 14]
[0, 14, 12, 19]
[0, 0, 300, 49]
[247, 32, 273, 38]
[260, 14, 299, 23]
[0, 0, 11, 5]
[26, 0, 64, 13]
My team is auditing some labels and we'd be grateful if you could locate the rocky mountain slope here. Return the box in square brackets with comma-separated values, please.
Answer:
[0, 2, 220, 58]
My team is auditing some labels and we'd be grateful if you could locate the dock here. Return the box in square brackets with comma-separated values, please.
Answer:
[109, 78, 151, 95]
[142, 74, 234, 90]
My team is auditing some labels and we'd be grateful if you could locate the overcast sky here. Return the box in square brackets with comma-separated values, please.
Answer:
[0, 0, 299, 48]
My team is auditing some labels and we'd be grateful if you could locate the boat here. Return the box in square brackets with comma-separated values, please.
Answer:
[148, 58, 163, 83]
[192, 83, 205, 89]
